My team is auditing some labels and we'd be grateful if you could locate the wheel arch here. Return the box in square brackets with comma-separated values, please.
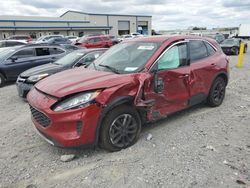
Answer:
[0, 70, 7, 79]
[209, 72, 228, 92]
[94, 96, 137, 146]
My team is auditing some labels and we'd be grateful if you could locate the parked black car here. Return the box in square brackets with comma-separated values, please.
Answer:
[220, 38, 248, 55]
[16, 48, 106, 98]
[0, 44, 75, 87]
[205, 33, 225, 44]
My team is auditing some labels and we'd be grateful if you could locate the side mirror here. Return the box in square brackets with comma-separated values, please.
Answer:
[152, 64, 164, 93]
[10, 57, 18, 62]
[74, 61, 86, 68]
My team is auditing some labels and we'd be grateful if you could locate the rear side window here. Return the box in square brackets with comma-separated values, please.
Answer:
[204, 42, 216, 56]
[12, 48, 34, 58]
[36, 48, 50, 56]
[49, 47, 65, 55]
[189, 40, 208, 62]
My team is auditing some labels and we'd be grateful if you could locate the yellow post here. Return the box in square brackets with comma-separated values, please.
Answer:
[236, 43, 245, 68]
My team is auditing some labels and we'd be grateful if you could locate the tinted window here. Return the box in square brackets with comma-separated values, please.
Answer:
[35, 48, 50, 56]
[204, 42, 216, 56]
[94, 38, 102, 42]
[157, 43, 187, 70]
[49, 47, 64, 55]
[0, 41, 5, 47]
[88, 39, 95, 43]
[6, 41, 24, 47]
[189, 41, 208, 62]
[12, 48, 34, 58]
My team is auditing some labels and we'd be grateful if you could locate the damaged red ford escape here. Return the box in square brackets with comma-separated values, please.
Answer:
[27, 35, 229, 151]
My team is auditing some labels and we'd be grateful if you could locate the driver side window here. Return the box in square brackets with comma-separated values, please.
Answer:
[157, 43, 187, 70]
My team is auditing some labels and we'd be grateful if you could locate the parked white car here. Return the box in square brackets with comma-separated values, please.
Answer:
[65, 36, 79, 43]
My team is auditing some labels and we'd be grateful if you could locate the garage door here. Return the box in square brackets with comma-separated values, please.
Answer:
[118, 21, 130, 31]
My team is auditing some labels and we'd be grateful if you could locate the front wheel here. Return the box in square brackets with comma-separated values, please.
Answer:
[234, 47, 239, 55]
[207, 77, 226, 107]
[99, 105, 141, 152]
[0, 73, 5, 88]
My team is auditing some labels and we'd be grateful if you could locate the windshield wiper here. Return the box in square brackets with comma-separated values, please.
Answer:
[99, 64, 120, 74]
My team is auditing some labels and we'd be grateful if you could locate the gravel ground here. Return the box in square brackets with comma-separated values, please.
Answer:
[0, 48, 250, 188]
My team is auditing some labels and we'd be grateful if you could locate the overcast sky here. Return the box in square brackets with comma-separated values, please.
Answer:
[1, 0, 250, 30]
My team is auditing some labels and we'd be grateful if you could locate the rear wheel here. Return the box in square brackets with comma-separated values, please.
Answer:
[0, 73, 5, 88]
[100, 105, 141, 152]
[207, 77, 226, 107]
[244, 46, 247, 53]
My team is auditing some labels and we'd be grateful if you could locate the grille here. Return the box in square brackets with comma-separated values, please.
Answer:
[29, 105, 51, 128]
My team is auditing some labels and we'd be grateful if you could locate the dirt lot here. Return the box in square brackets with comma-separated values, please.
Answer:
[0, 47, 250, 188]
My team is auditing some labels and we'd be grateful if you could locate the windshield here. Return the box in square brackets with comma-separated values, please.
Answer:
[89, 42, 160, 74]
[53, 50, 86, 66]
[0, 48, 16, 62]
[37, 36, 46, 41]
[78, 37, 88, 43]
[222, 39, 237, 45]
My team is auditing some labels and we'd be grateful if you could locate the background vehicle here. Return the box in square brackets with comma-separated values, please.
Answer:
[108, 36, 120, 45]
[65, 36, 79, 43]
[27, 35, 229, 152]
[75, 36, 113, 48]
[16, 48, 106, 98]
[0, 44, 74, 87]
[131, 32, 144, 37]
[46, 38, 71, 45]
[238, 24, 250, 39]
[205, 33, 225, 44]
[35, 35, 64, 44]
[0, 40, 26, 48]
[7, 35, 32, 43]
[220, 38, 248, 55]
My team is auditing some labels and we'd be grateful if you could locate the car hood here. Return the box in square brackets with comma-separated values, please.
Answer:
[20, 63, 66, 78]
[35, 68, 136, 98]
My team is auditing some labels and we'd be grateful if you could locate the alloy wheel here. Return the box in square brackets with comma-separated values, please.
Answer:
[109, 114, 138, 148]
[213, 82, 225, 103]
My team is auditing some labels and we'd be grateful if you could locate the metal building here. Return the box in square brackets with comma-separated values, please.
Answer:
[0, 10, 152, 39]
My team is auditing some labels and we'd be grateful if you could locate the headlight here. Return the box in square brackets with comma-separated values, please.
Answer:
[27, 73, 49, 82]
[52, 90, 101, 112]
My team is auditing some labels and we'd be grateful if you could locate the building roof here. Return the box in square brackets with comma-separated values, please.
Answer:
[60, 10, 152, 18]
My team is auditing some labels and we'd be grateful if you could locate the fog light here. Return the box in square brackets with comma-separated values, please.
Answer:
[76, 121, 83, 135]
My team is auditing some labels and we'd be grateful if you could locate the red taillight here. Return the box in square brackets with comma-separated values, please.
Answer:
[27, 38, 32, 43]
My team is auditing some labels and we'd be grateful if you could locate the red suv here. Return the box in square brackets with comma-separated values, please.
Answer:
[27, 35, 229, 151]
[75, 36, 113, 48]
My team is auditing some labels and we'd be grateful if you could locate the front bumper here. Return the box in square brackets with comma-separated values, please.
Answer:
[16, 78, 34, 98]
[27, 88, 102, 147]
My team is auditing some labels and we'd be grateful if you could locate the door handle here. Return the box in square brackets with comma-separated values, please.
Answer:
[178, 74, 189, 78]
[211, 63, 216, 66]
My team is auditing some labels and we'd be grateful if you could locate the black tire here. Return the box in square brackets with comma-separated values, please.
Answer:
[207, 77, 226, 107]
[99, 105, 141, 152]
[104, 45, 109, 48]
[0, 73, 5, 88]
[244, 46, 247, 53]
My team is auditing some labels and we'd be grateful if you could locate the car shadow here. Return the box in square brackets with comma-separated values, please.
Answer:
[49, 103, 210, 157]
